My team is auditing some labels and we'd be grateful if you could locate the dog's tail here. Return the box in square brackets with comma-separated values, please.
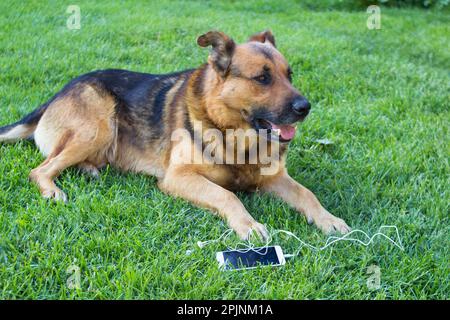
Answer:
[0, 103, 49, 143]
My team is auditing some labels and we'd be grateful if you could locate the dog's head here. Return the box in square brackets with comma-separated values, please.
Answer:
[197, 30, 310, 143]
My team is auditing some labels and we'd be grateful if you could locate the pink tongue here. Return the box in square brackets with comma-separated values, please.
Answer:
[270, 123, 296, 140]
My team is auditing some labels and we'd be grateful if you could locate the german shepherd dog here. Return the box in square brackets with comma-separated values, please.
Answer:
[0, 31, 350, 239]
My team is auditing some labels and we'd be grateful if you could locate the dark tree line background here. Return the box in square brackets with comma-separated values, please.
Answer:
[300, 0, 449, 10]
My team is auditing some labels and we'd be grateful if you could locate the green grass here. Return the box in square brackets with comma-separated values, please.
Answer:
[0, 0, 448, 299]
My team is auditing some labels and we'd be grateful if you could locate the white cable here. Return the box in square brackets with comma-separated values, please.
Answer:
[196, 225, 404, 258]
[197, 228, 234, 248]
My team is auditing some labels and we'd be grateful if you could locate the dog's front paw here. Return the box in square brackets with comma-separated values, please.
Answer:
[313, 210, 351, 235]
[230, 217, 269, 241]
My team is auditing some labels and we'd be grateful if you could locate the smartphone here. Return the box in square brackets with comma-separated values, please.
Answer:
[216, 246, 286, 270]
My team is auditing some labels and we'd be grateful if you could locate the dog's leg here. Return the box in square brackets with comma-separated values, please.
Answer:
[29, 132, 96, 202]
[261, 171, 350, 234]
[159, 169, 269, 240]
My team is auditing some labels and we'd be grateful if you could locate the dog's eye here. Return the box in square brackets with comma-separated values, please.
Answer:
[254, 73, 271, 85]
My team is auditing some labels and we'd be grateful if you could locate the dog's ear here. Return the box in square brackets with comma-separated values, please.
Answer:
[248, 30, 276, 47]
[197, 31, 235, 76]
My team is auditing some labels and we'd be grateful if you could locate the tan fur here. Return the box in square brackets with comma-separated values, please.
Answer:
[30, 83, 116, 200]
[0, 124, 35, 142]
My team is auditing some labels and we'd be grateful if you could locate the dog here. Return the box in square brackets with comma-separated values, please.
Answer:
[0, 30, 350, 239]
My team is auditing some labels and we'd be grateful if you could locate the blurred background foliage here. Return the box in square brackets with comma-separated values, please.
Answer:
[300, 0, 449, 10]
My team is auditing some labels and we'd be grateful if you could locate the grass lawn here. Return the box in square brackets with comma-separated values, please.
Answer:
[0, 0, 448, 299]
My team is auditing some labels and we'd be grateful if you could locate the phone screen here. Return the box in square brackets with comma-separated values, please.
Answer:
[219, 246, 282, 270]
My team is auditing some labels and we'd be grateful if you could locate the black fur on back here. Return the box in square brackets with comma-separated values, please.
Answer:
[1, 69, 195, 141]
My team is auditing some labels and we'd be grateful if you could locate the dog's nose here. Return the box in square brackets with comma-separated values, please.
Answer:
[292, 97, 311, 115]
